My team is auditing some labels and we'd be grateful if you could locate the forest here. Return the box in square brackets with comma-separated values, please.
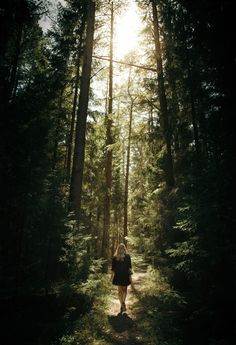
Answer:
[0, 0, 235, 344]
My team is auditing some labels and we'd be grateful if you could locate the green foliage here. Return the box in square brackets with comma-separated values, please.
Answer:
[58, 274, 111, 345]
[135, 266, 185, 345]
[133, 2, 235, 344]
[61, 216, 104, 284]
[1, 1, 234, 344]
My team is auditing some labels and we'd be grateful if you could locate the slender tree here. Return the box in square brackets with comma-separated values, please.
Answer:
[123, 69, 135, 245]
[65, 14, 86, 180]
[151, 0, 175, 188]
[65, 52, 81, 179]
[101, 1, 114, 267]
[69, 0, 96, 219]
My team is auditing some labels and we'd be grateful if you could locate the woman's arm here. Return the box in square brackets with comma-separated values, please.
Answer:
[110, 270, 115, 281]
[128, 254, 132, 270]
[111, 257, 115, 281]
[128, 255, 134, 286]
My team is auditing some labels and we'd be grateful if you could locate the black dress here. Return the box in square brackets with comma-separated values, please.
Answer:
[112, 254, 132, 286]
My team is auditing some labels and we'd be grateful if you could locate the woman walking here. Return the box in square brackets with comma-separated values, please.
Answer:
[111, 243, 133, 313]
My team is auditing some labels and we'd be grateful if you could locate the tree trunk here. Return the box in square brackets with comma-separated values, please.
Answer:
[9, 22, 23, 103]
[52, 90, 64, 170]
[66, 54, 80, 180]
[124, 71, 134, 246]
[151, 1, 175, 188]
[69, 0, 95, 219]
[66, 16, 86, 181]
[101, 1, 114, 270]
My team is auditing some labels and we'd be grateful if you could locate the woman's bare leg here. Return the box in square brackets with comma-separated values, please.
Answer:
[118, 286, 123, 305]
[122, 286, 127, 303]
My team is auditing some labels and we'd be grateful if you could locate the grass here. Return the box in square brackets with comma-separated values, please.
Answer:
[133, 266, 186, 345]
[58, 256, 185, 345]
[57, 274, 111, 345]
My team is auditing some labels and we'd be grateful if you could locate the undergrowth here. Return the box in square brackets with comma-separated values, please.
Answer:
[57, 273, 111, 345]
[134, 266, 186, 345]
[57, 257, 186, 345]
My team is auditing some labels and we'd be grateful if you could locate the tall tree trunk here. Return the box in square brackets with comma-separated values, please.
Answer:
[52, 89, 64, 170]
[66, 54, 80, 180]
[123, 103, 133, 245]
[101, 1, 114, 270]
[69, 0, 95, 219]
[66, 16, 86, 180]
[124, 71, 134, 246]
[9, 22, 23, 103]
[151, 1, 175, 188]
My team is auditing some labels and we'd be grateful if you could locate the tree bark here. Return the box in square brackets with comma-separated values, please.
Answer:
[151, 0, 175, 188]
[124, 70, 134, 246]
[69, 0, 95, 219]
[66, 16, 86, 181]
[101, 1, 114, 269]
[9, 22, 23, 103]
[52, 89, 64, 170]
[66, 53, 80, 180]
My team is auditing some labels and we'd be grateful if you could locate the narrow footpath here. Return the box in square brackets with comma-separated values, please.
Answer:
[103, 256, 148, 345]
[60, 255, 181, 345]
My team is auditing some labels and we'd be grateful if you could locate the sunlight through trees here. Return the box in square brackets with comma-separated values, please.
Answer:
[1, 1, 235, 344]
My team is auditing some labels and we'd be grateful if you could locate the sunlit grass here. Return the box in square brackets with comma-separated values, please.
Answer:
[134, 267, 186, 345]
[58, 256, 184, 345]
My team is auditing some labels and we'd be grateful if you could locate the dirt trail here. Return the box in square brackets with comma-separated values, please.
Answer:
[102, 259, 148, 345]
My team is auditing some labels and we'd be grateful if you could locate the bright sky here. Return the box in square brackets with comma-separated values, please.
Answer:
[40, 1, 142, 62]
[114, 1, 142, 60]
[39, 0, 65, 32]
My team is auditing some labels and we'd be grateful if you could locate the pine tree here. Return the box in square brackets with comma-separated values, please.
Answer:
[69, 0, 96, 220]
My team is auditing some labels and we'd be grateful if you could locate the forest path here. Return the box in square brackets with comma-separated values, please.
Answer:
[60, 254, 179, 345]
[100, 255, 149, 345]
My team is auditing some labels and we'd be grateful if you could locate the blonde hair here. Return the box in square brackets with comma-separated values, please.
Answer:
[114, 243, 128, 261]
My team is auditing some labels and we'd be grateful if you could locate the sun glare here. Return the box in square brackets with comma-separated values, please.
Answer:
[114, 2, 141, 60]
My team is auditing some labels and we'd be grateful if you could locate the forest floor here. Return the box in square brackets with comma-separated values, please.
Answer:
[1, 254, 183, 345]
[59, 254, 183, 345]
[101, 257, 148, 345]
[2, 254, 181, 345]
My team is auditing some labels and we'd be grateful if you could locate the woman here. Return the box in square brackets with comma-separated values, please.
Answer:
[111, 243, 132, 313]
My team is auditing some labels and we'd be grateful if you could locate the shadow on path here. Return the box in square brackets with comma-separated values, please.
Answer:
[108, 312, 135, 333]
[104, 256, 148, 344]
[99, 312, 143, 345]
